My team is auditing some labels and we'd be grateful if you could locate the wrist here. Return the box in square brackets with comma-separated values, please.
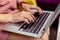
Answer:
[0, 14, 13, 22]
[6, 14, 14, 22]
[12, 14, 20, 22]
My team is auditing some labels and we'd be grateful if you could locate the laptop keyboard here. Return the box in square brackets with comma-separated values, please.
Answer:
[19, 12, 50, 34]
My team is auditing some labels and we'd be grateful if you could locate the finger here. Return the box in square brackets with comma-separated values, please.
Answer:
[36, 7, 42, 15]
[18, 18, 30, 24]
[19, 11, 35, 23]
[25, 12, 35, 22]
[24, 19, 30, 24]
[22, 4, 32, 13]
[20, 11, 35, 20]
[22, 14, 34, 23]
[22, 11, 35, 22]
[29, 5, 42, 14]
[26, 12, 35, 20]
[22, 4, 34, 14]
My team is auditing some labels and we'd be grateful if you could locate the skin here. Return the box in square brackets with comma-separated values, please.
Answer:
[0, 0, 42, 24]
[12, 11, 35, 24]
[0, 0, 49, 40]
[22, 3, 42, 14]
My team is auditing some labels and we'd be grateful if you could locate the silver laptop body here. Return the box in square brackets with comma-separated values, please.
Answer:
[57, 16, 60, 40]
[2, 4, 60, 38]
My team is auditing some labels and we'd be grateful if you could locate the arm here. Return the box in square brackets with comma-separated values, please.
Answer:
[0, 14, 13, 22]
[0, 11, 35, 24]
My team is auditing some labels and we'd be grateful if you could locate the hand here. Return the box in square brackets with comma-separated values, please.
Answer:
[12, 11, 35, 24]
[22, 3, 42, 14]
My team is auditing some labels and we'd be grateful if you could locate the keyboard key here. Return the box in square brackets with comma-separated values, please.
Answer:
[19, 12, 50, 34]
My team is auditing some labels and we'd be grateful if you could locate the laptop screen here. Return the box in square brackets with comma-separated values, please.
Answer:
[57, 17, 60, 40]
[56, 4, 60, 40]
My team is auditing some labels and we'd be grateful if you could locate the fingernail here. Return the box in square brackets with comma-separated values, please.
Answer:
[33, 20, 35, 22]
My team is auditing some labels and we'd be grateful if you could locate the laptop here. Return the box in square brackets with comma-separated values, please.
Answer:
[57, 16, 60, 40]
[2, 4, 60, 38]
